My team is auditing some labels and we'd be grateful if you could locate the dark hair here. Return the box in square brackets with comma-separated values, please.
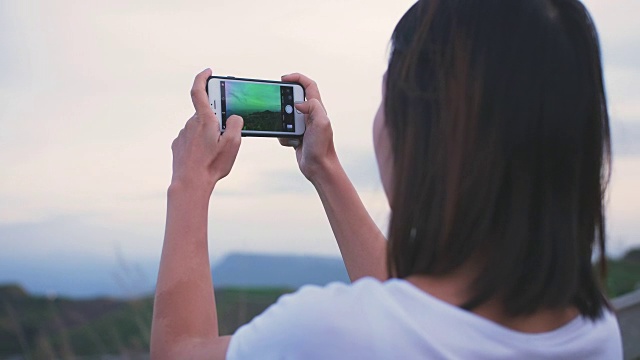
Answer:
[385, 0, 611, 319]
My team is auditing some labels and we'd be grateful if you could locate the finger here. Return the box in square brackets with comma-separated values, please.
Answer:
[172, 128, 185, 151]
[294, 98, 326, 119]
[217, 115, 243, 173]
[200, 110, 221, 136]
[281, 73, 323, 104]
[295, 143, 303, 162]
[278, 138, 301, 148]
[191, 68, 213, 117]
[210, 111, 221, 134]
[221, 115, 243, 143]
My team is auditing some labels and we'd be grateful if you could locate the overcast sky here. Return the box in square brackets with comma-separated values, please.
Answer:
[1, 0, 639, 296]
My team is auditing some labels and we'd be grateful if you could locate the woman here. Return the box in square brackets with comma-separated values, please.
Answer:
[151, 0, 622, 358]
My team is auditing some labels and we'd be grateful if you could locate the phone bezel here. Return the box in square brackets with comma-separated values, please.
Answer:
[206, 76, 306, 138]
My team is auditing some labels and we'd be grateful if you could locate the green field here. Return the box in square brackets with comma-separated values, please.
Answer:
[240, 110, 282, 132]
[0, 286, 292, 359]
[603, 248, 640, 297]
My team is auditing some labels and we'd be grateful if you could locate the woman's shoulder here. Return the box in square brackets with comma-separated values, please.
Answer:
[249, 276, 455, 329]
[227, 277, 397, 359]
[265, 277, 392, 322]
[227, 277, 622, 359]
[273, 276, 392, 307]
[296, 276, 388, 299]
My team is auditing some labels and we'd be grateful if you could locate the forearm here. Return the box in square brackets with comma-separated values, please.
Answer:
[313, 161, 388, 281]
[151, 184, 219, 358]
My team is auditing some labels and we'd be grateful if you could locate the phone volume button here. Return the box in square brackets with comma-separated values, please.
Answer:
[227, 76, 236, 79]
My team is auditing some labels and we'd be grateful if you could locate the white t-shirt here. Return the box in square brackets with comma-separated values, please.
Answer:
[227, 277, 622, 359]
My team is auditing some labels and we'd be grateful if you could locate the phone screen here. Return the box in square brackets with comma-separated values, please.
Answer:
[219, 80, 296, 132]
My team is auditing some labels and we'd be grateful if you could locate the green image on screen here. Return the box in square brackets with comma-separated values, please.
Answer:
[224, 81, 282, 132]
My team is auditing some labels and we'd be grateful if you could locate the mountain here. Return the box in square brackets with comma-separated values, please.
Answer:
[212, 253, 350, 288]
[5, 248, 639, 299]
[0, 246, 348, 298]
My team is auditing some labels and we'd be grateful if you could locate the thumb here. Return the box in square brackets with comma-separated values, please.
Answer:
[212, 115, 244, 180]
[294, 98, 325, 114]
[215, 115, 243, 179]
[220, 115, 243, 150]
[224, 115, 243, 137]
[294, 99, 326, 126]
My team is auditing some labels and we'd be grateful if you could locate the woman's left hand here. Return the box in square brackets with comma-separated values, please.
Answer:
[170, 68, 243, 195]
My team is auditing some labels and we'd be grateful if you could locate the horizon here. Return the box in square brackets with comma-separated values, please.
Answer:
[0, 251, 352, 299]
[1, 247, 639, 300]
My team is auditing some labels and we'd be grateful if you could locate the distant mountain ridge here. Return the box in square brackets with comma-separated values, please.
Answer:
[5, 249, 639, 298]
[0, 253, 349, 298]
[212, 253, 350, 288]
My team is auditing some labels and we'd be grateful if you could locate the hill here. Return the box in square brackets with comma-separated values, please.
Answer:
[212, 253, 350, 288]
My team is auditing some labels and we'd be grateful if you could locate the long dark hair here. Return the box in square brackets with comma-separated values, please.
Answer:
[385, 0, 611, 319]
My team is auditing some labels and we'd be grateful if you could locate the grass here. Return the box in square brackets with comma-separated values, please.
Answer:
[604, 258, 640, 298]
[0, 286, 291, 359]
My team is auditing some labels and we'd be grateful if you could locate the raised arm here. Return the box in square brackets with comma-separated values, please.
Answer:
[281, 73, 388, 282]
[151, 69, 243, 360]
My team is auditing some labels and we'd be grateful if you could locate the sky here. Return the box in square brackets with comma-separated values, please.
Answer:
[0, 0, 639, 297]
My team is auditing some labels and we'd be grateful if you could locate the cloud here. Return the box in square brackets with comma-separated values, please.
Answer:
[0, 0, 638, 294]
[607, 156, 640, 255]
[0, 0, 406, 228]
[612, 121, 640, 156]
[237, 146, 383, 196]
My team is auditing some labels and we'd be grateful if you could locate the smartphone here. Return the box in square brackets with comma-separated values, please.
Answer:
[206, 76, 306, 137]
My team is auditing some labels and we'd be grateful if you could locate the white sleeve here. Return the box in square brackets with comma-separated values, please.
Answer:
[226, 282, 361, 360]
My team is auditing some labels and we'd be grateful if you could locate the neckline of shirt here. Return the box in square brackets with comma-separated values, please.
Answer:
[383, 277, 590, 344]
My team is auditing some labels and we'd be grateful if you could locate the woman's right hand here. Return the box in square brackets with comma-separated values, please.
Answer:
[280, 75, 388, 281]
[279, 73, 339, 184]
